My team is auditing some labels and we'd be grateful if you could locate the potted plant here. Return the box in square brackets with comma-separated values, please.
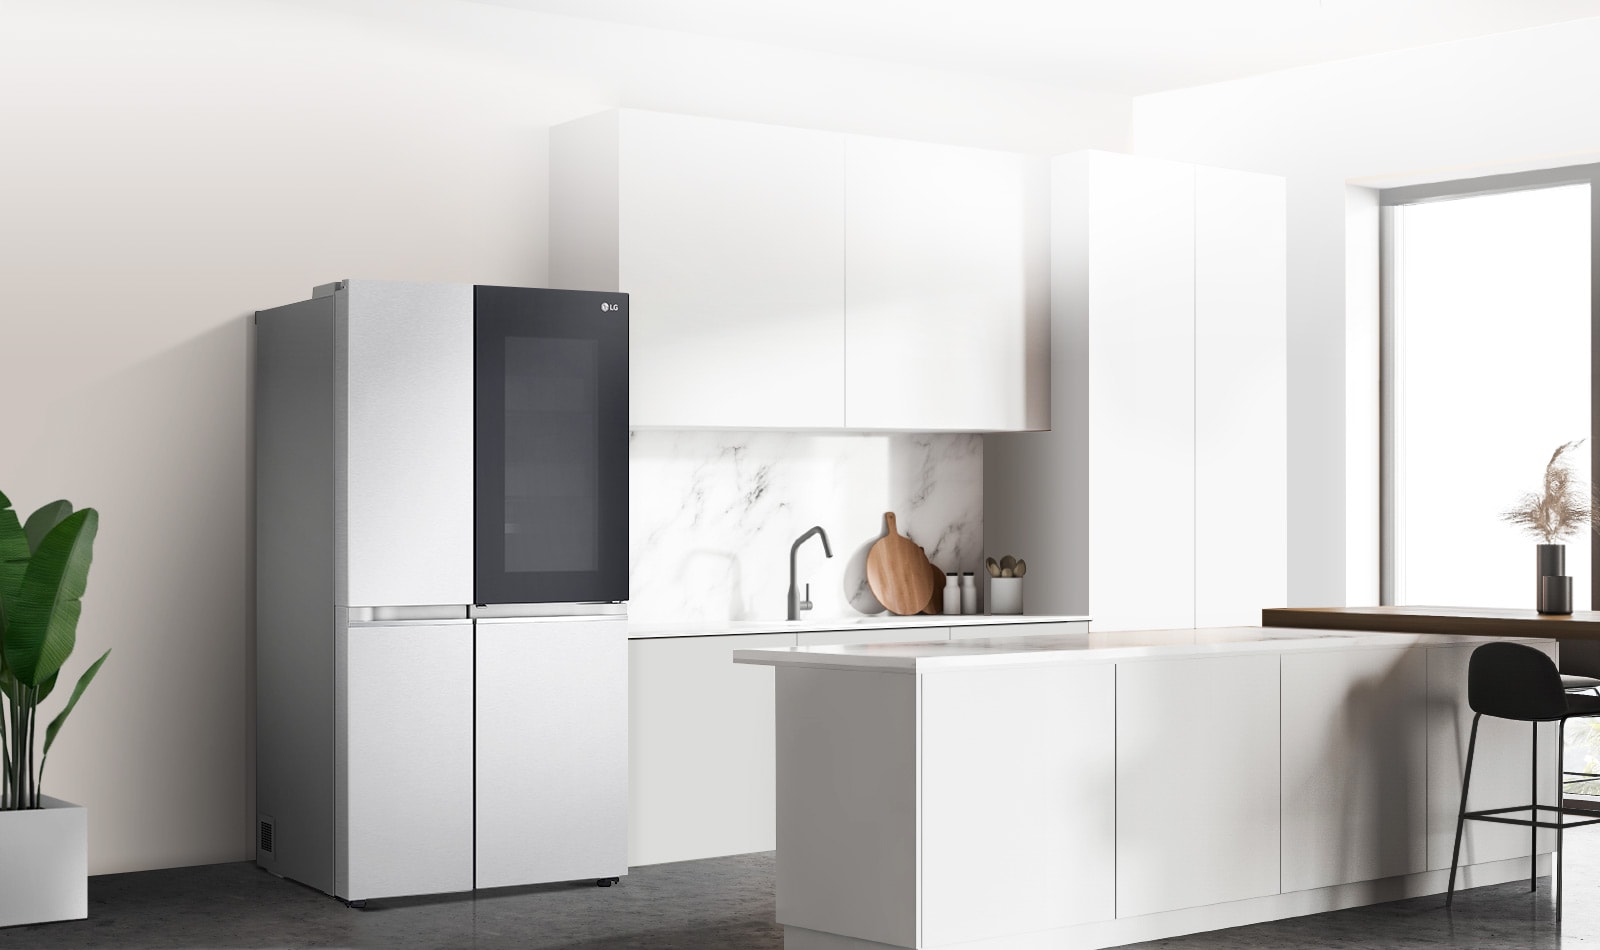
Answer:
[1501, 440, 1590, 613]
[0, 490, 109, 926]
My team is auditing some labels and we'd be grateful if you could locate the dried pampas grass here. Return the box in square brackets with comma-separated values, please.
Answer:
[1501, 440, 1592, 543]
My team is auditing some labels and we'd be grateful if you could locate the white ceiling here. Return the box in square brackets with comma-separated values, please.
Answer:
[472, 0, 1600, 95]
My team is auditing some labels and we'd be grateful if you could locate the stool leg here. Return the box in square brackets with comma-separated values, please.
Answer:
[1532, 721, 1539, 892]
[1448, 713, 1481, 907]
[1557, 718, 1566, 921]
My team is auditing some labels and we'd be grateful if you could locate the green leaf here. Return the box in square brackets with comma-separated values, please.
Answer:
[42, 649, 108, 762]
[33, 670, 57, 706]
[0, 493, 29, 636]
[5, 509, 97, 688]
[23, 501, 72, 555]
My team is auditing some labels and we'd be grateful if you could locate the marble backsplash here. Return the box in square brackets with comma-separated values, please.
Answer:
[628, 431, 982, 622]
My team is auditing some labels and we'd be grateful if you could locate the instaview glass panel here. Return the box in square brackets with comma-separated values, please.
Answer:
[502, 336, 601, 574]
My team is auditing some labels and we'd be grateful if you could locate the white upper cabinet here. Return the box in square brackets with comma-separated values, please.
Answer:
[550, 109, 1044, 431]
[843, 136, 1047, 431]
[553, 110, 847, 429]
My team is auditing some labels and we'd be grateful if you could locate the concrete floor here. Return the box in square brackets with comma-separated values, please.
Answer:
[1, 846, 1597, 949]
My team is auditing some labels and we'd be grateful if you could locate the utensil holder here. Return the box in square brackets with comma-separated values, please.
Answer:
[989, 577, 1023, 615]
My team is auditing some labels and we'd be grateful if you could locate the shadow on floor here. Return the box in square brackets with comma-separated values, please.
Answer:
[1, 845, 1597, 949]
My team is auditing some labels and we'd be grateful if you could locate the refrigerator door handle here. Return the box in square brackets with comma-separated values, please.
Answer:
[344, 605, 470, 624]
[469, 603, 627, 620]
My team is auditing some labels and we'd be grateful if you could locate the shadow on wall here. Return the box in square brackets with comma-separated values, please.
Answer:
[8, 315, 258, 874]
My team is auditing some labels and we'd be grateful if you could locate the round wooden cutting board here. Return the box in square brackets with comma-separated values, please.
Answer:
[866, 512, 936, 616]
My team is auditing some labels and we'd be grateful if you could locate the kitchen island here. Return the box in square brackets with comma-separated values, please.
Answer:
[736, 628, 1560, 950]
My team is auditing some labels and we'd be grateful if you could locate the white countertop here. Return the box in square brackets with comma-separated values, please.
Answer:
[732, 626, 1554, 672]
[627, 613, 1090, 640]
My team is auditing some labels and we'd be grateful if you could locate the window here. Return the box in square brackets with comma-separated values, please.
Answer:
[1383, 174, 1593, 610]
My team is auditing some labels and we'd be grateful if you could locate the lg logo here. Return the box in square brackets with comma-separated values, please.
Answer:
[600, 302, 620, 312]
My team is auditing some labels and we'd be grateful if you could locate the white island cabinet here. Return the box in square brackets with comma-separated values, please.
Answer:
[737, 629, 1556, 950]
[625, 616, 1088, 867]
[1116, 653, 1280, 917]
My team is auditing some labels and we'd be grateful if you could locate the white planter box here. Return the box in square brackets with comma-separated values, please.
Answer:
[0, 796, 87, 927]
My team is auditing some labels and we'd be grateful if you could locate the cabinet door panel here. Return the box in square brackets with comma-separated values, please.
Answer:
[1281, 647, 1427, 891]
[620, 111, 846, 428]
[922, 663, 1115, 944]
[1117, 653, 1279, 916]
[476, 618, 627, 887]
[629, 633, 793, 865]
[1086, 154, 1195, 632]
[343, 621, 474, 899]
[1195, 167, 1287, 627]
[844, 136, 1038, 431]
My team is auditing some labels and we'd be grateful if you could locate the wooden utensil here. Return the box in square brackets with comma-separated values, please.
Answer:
[922, 554, 944, 615]
[866, 513, 937, 616]
[986, 557, 1001, 577]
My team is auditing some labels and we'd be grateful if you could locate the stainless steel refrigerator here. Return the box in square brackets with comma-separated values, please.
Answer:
[254, 280, 629, 903]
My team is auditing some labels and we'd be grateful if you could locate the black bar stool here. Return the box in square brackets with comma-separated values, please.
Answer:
[1560, 641, 1600, 788]
[1448, 641, 1600, 918]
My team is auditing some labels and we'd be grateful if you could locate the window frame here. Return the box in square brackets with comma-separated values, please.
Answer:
[1379, 163, 1600, 606]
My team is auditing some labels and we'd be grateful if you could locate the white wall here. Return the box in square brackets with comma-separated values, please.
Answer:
[0, 0, 1128, 874]
[1131, 18, 1600, 606]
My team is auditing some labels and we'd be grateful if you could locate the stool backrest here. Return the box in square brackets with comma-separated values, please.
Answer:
[1468, 641, 1566, 721]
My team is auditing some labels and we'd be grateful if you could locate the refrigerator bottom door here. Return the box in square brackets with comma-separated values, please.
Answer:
[475, 616, 628, 887]
[342, 620, 475, 900]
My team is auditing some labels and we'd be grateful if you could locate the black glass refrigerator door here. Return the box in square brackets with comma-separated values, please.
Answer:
[475, 286, 629, 605]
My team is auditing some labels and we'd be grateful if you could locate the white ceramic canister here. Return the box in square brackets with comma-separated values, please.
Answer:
[960, 572, 977, 614]
[943, 573, 961, 614]
[989, 576, 1023, 615]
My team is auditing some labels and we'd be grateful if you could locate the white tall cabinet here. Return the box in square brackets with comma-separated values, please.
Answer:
[985, 151, 1286, 630]
[550, 109, 1047, 432]
[1194, 166, 1289, 627]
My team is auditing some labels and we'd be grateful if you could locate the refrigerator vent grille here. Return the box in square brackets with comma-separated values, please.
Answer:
[258, 816, 276, 858]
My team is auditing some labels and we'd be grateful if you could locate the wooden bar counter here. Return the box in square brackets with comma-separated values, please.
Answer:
[1262, 606, 1600, 676]
[1262, 606, 1600, 641]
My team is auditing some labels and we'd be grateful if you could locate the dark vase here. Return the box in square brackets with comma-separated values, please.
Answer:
[1536, 543, 1572, 614]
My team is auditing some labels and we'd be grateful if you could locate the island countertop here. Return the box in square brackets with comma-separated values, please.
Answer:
[628, 613, 1089, 640]
[733, 625, 1549, 673]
